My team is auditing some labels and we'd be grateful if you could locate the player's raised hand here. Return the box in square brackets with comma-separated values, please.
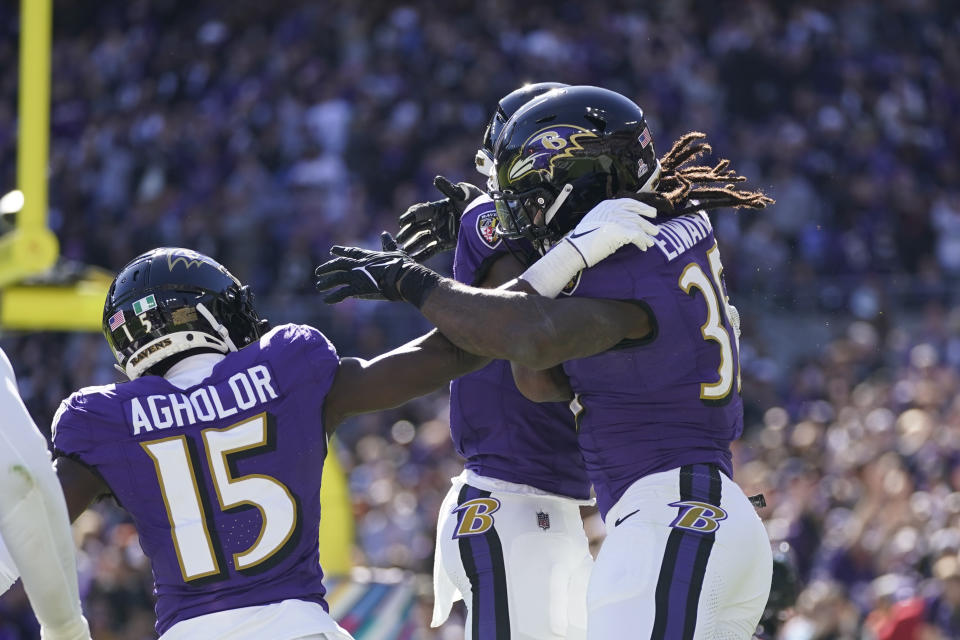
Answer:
[396, 176, 484, 262]
[314, 232, 443, 307]
[520, 198, 660, 298]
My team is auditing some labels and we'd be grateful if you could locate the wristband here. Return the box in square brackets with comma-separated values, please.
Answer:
[396, 264, 444, 308]
[518, 240, 586, 298]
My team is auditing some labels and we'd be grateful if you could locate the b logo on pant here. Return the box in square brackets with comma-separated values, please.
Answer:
[452, 497, 501, 538]
[668, 500, 728, 533]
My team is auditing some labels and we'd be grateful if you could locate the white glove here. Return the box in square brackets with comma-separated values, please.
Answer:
[520, 198, 659, 297]
[564, 197, 659, 266]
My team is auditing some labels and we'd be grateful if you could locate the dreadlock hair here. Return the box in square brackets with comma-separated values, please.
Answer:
[623, 131, 774, 217]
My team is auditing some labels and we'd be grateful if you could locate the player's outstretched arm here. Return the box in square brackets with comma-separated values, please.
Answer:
[416, 200, 657, 369]
[0, 351, 92, 640]
[323, 330, 488, 431]
[316, 249, 650, 371]
[420, 279, 650, 370]
[315, 199, 658, 371]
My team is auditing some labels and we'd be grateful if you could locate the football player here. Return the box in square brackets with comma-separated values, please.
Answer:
[394, 82, 659, 640]
[0, 348, 91, 640]
[47, 226, 652, 640]
[315, 85, 775, 639]
[48, 248, 484, 640]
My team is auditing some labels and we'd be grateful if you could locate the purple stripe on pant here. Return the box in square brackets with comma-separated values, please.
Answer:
[458, 485, 510, 639]
[661, 464, 719, 640]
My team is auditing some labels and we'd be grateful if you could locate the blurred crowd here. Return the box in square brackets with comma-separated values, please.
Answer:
[0, 0, 957, 306]
[739, 301, 960, 639]
[0, 0, 958, 638]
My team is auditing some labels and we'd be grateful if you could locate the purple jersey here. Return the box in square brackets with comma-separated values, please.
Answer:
[52, 324, 338, 634]
[450, 196, 589, 499]
[561, 212, 742, 517]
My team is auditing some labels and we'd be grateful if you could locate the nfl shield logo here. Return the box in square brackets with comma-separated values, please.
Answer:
[536, 511, 550, 531]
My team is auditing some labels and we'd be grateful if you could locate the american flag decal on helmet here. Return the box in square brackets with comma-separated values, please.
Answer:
[108, 310, 125, 331]
[537, 511, 550, 531]
[638, 127, 652, 148]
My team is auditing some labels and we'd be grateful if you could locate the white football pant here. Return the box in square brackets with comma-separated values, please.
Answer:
[433, 471, 594, 640]
[588, 463, 772, 640]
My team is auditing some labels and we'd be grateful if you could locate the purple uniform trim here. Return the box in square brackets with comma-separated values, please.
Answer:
[651, 464, 722, 640]
[456, 484, 511, 639]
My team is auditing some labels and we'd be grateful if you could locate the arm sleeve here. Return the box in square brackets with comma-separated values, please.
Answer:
[0, 351, 91, 640]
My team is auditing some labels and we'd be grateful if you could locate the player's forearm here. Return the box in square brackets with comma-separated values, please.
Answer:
[419, 279, 634, 370]
[418, 279, 540, 364]
[359, 330, 489, 402]
[325, 330, 489, 428]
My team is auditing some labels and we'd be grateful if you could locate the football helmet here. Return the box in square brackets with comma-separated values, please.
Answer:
[475, 82, 569, 178]
[490, 85, 661, 250]
[757, 546, 800, 638]
[103, 248, 268, 379]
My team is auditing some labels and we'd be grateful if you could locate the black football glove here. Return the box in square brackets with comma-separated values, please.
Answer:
[396, 175, 484, 261]
[314, 232, 443, 307]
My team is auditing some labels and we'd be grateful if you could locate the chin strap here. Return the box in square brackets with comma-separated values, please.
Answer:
[195, 302, 239, 352]
[639, 159, 663, 193]
[543, 183, 574, 226]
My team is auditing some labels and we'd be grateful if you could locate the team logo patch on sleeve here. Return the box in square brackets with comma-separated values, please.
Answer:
[476, 210, 502, 249]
